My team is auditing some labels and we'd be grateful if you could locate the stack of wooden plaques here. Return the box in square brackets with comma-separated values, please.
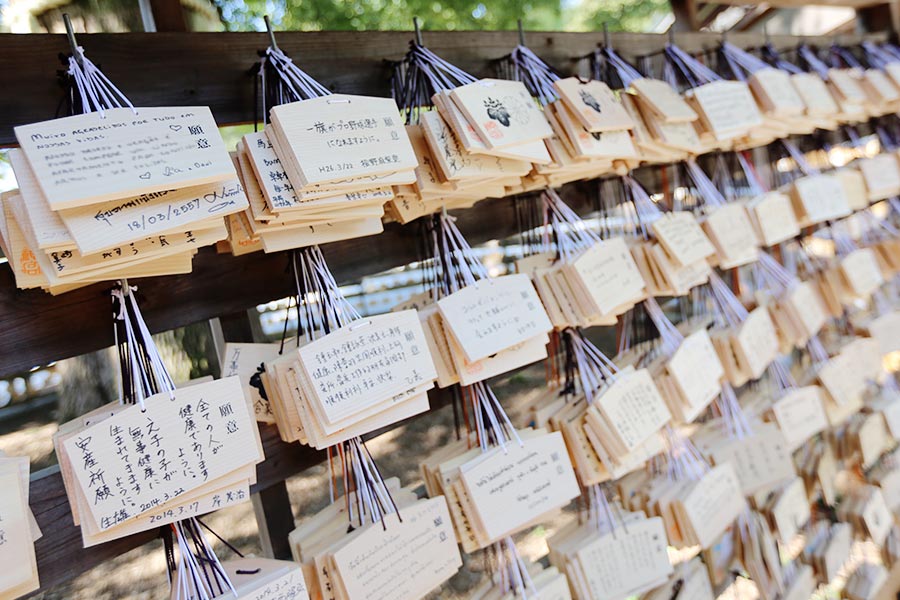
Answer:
[400, 212, 554, 387]
[534, 76, 638, 184]
[501, 43, 631, 189]
[387, 111, 532, 224]
[0, 452, 41, 598]
[752, 251, 829, 352]
[257, 246, 437, 445]
[704, 271, 780, 386]
[685, 158, 762, 269]
[466, 563, 571, 599]
[788, 171, 853, 228]
[663, 44, 764, 150]
[740, 154, 801, 248]
[517, 189, 646, 330]
[236, 95, 417, 252]
[222, 46, 417, 252]
[551, 330, 671, 486]
[387, 44, 552, 223]
[767, 383, 829, 453]
[802, 521, 854, 584]
[438, 78, 555, 169]
[3, 106, 247, 294]
[433, 275, 552, 385]
[263, 309, 437, 447]
[547, 511, 673, 599]
[626, 74, 705, 160]
[421, 428, 579, 553]
[214, 557, 310, 600]
[720, 42, 810, 140]
[623, 176, 716, 297]
[618, 453, 746, 550]
[640, 299, 725, 425]
[694, 419, 795, 497]
[289, 482, 461, 600]
[54, 375, 264, 546]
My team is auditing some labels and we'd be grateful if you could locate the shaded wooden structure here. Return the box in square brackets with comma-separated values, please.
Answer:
[1, 24, 899, 598]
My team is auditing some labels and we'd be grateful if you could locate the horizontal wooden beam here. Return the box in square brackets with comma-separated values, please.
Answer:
[0, 178, 611, 377]
[0, 30, 886, 147]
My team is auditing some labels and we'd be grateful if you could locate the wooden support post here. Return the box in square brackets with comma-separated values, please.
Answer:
[732, 5, 776, 32]
[251, 483, 296, 560]
[148, 0, 188, 32]
[218, 310, 259, 343]
[696, 3, 728, 29]
[217, 308, 297, 560]
[208, 311, 254, 378]
[858, 2, 900, 34]
[670, 0, 700, 32]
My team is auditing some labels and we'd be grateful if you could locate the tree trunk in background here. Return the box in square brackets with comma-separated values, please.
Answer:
[54, 320, 216, 421]
[55, 349, 117, 421]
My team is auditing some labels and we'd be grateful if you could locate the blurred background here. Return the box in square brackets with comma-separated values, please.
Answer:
[0, 0, 881, 38]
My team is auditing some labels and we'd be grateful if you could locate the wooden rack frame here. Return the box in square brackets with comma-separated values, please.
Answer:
[0, 29, 888, 596]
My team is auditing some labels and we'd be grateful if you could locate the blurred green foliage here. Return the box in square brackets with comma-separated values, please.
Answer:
[213, 0, 669, 33]
[569, 0, 670, 31]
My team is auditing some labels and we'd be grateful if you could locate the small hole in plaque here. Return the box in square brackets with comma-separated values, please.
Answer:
[349, 319, 372, 331]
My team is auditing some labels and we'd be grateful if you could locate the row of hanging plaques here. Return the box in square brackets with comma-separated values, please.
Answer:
[4, 33, 900, 288]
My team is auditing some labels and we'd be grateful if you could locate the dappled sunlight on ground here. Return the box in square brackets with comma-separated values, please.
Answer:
[0, 419, 57, 470]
